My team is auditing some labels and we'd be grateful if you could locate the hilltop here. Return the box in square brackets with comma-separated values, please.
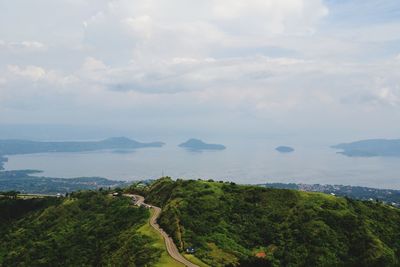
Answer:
[260, 182, 400, 207]
[130, 178, 400, 267]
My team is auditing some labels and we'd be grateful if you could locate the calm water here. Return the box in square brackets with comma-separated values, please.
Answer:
[4, 139, 400, 189]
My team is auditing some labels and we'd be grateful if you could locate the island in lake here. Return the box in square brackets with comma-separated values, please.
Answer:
[275, 146, 295, 153]
[179, 138, 226, 150]
[333, 139, 400, 157]
[0, 137, 164, 156]
[0, 155, 7, 170]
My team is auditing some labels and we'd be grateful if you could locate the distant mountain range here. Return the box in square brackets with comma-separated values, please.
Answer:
[178, 138, 226, 150]
[333, 139, 400, 157]
[0, 137, 164, 155]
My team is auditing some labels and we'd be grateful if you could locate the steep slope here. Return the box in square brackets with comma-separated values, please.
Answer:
[0, 192, 162, 266]
[141, 178, 400, 267]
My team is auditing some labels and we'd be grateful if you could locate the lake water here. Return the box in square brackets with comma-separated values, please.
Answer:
[4, 139, 400, 189]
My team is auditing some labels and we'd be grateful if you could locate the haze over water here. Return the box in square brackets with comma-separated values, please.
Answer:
[2, 1, 400, 192]
[5, 137, 400, 190]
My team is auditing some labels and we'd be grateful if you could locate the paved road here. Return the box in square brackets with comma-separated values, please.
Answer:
[125, 194, 199, 267]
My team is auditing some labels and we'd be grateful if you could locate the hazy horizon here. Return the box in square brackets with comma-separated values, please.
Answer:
[1, 1, 400, 188]
[2, 2, 400, 267]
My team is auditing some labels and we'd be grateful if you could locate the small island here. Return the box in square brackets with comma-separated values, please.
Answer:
[275, 146, 295, 153]
[0, 155, 7, 170]
[333, 139, 400, 157]
[179, 139, 226, 151]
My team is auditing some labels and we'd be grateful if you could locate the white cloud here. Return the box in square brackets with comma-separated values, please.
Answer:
[2, 0, 400, 138]
[79, 0, 329, 64]
[212, 0, 328, 34]
[0, 40, 46, 51]
[7, 65, 46, 81]
[123, 15, 153, 39]
[376, 87, 400, 106]
[82, 57, 107, 72]
[5, 65, 78, 88]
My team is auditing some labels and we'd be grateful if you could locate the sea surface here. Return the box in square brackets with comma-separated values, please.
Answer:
[4, 139, 400, 189]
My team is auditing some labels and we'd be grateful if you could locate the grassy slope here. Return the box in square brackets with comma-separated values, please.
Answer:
[138, 208, 185, 267]
[142, 178, 400, 267]
[183, 254, 210, 267]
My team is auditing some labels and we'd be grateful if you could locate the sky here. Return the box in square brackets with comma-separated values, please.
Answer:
[1, 0, 400, 142]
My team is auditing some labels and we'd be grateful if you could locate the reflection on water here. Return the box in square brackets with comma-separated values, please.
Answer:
[4, 140, 400, 189]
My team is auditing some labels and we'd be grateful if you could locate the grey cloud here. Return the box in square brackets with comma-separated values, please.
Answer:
[108, 83, 190, 94]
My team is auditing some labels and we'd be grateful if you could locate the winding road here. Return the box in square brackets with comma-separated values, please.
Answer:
[125, 194, 199, 267]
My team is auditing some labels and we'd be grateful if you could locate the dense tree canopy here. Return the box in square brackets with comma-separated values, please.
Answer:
[0, 191, 161, 267]
[139, 178, 400, 267]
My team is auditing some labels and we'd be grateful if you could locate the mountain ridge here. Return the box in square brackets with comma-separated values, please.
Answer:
[0, 137, 164, 155]
[333, 139, 400, 157]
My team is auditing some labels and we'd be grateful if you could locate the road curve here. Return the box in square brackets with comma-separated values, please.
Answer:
[125, 194, 199, 267]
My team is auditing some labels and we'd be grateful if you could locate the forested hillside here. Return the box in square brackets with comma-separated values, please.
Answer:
[0, 191, 161, 267]
[137, 178, 400, 267]
[3, 179, 400, 267]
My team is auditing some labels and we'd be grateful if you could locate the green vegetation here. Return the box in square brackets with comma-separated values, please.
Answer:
[183, 254, 210, 267]
[138, 209, 185, 267]
[3, 178, 400, 267]
[261, 183, 400, 206]
[0, 191, 162, 266]
[0, 195, 61, 237]
[134, 178, 400, 267]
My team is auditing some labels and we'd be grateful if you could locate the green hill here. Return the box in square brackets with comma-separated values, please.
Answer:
[2, 178, 400, 267]
[0, 191, 162, 267]
[133, 178, 400, 267]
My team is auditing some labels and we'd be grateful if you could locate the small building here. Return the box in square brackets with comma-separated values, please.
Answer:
[255, 252, 267, 258]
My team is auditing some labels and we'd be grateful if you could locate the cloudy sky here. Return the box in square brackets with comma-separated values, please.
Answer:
[1, 0, 400, 141]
